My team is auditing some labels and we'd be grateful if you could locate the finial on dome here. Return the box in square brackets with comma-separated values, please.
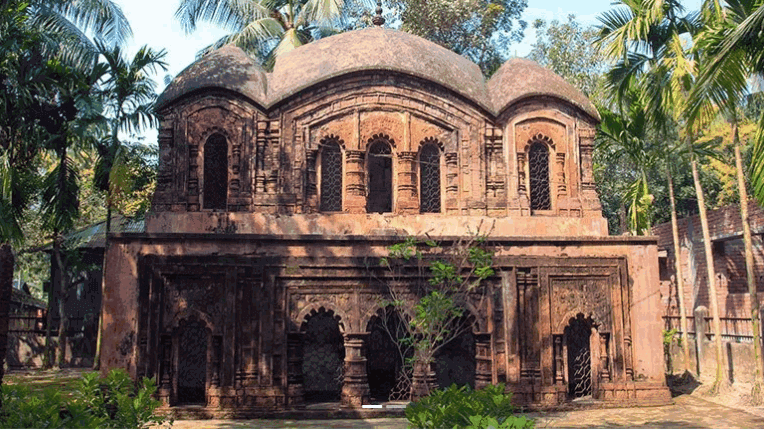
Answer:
[372, 0, 385, 27]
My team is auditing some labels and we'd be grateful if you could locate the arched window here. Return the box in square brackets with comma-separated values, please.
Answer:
[203, 133, 228, 210]
[320, 140, 343, 212]
[367, 140, 393, 213]
[529, 142, 550, 211]
[419, 143, 441, 213]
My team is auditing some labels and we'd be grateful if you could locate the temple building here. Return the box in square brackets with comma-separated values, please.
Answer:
[99, 24, 670, 413]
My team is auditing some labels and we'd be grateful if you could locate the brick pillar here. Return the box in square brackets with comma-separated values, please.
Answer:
[256, 121, 267, 194]
[211, 335, 222, 387]
[286, 332, 304, 406]
[305, 150, 318, 210]
[341, 332, 370, 407]
[445, 152, 458, 211]
[158, 334, 172, 405]
[345, 150, 366, 213]
[694, 306, 708, 376]
[579, 128, 601, 213]
[397, 151, 418, 213]
[599, 333, 610, 381]
[411, 357, 437, 401]
[187, 144, 200, 211]
[475, 332, 493, 389]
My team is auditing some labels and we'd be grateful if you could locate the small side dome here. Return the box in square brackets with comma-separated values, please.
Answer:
[156, 44, 268, 111]
[268, 27, 491, 111]
[487, 58, 600, 120]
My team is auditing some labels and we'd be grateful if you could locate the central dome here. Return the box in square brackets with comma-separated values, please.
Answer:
[268, 27, 491, 111]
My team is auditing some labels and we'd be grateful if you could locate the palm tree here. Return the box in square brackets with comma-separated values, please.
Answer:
[596, 0, 730, 387]
[686, 0, 764, 403]
[91, 41, 166, 369]
[1, 0, 131, 384]
[175, 0, 369, 67]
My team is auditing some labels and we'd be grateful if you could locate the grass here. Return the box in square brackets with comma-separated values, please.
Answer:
[3, 368, 90, 397]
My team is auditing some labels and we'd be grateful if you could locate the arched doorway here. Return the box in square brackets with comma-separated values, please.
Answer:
[565, 314, 594, 398]
[367, 139, 393, 213]
[434, 313, 476, 389]
[177, 318, 208, 405]
[366, 308, 410, 401]
[301, 307, 345, 402]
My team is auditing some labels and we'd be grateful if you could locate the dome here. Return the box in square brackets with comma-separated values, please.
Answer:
[157, 29, 599, 120]
[268, 27, 492, 111]
[156, 44, 268, 110]
[487, 58, 600, 120]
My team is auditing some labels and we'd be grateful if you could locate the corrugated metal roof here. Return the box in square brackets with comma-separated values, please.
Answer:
[64, 216, 145, 250]
[11, 288, 46, 309]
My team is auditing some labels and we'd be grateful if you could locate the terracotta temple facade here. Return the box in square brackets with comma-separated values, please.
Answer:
[100, 27, 670, 413]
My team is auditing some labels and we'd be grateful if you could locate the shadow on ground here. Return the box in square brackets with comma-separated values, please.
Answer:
[667, 370, 702, 397]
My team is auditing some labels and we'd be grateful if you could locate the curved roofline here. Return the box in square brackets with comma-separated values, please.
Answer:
[264, 68, 495, 116]
[156, 86, 269, 114]
[156, 29, 600, 123]
[498, 93, 601, 123]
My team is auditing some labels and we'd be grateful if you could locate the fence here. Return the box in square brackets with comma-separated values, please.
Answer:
[8, 315, 86, 336]
[663, 315, 757, 343]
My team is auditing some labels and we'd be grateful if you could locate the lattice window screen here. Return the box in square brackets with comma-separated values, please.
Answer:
[203, 133, 228, 210]
[419, 144, 441, 213]
[529, 142, 551, 211]
[320, 141, 343, 212]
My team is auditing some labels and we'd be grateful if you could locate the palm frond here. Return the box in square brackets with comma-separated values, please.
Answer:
[175, 0, 267, 34]
[43, 0, 132, 47]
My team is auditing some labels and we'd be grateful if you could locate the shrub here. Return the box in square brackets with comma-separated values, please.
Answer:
[405, 383, 535, 429]
[0, 369, 172, 429]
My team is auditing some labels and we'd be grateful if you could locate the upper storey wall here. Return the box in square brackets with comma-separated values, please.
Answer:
[150, 30, 605, 236]
[151, 74, 603, 221]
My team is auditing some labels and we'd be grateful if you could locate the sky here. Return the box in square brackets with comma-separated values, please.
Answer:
[113, 0, 703, 144]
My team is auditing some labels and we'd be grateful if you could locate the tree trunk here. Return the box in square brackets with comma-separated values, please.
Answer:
[0, 243, 15, 409]
[93, 203, 111, 371]
[731, 121, 764, 404]
[690, 152, 728, 393]
[53, 235, 68, 368]
[666, 164, 692, 373]
[57, 285, 68, 368]
[44, 235, 60, 369]
[619, 201, 628, 234]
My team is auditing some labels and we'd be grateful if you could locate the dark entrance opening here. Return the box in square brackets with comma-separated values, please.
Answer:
[302, 308, 345, 402]
[366, 140, 392, 213]
[565, 313, 593, 398]
[178, 319, 208, 405]
[434, 314, 476, 389]
[366, 308, 409, 401]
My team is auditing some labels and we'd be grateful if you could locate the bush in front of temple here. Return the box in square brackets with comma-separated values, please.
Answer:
[0, 369, 172, 428]
[405, 383, 535, 429]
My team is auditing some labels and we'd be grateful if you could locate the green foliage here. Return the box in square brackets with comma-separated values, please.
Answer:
[405, 384, 534, 429]
[378, 233, 495, 396]
[396, 0, 528, 76]
[176, 0, 371, 67]
[662, 328, 681, 348]
[527, 15, 608, 99]
[0, 369, 172, 429]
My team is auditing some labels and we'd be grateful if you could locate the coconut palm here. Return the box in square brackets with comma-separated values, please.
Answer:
[26, 0, 132, 69]
[686, 0, 764, 403]
[175, 0, 370, 67]
[596, 0, 730, 387]
[91, 40, 166, 369]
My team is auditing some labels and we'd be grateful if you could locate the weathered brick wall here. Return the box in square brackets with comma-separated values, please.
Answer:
[653, 200, 764, 317]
